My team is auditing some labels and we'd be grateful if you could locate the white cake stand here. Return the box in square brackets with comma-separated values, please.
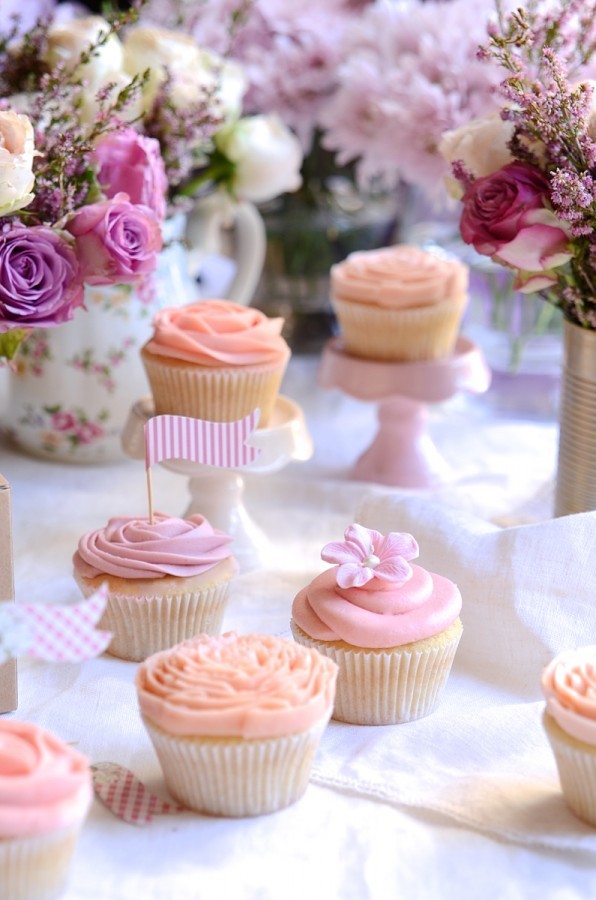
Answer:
[121, 396, 313, 571]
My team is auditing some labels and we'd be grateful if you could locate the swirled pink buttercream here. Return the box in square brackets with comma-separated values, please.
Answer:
[73, 513, 235, 580]
[330, 245, 468, 309]
[542, 646, 596, 745]
[0, 720, 92, 839]
[143, 299, 290, 367]
[292, 564, 462, 649]
[136, 632, 338, 739]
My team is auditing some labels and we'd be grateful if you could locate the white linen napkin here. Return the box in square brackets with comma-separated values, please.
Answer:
[308, 495, 596, 850]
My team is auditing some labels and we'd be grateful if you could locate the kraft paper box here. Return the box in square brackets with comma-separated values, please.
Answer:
[0, 475, 18, 712]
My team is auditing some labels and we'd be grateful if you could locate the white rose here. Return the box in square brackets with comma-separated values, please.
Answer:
[44, 16, 124, 89]
[440, 113, 515, 198]
[215, 114, 303, 203]
[0, 110, 36, 216]
[123, 27, 246, 119]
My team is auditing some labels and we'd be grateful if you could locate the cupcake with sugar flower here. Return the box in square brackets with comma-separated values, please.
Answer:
[291, 523, 463, 725]
[330, 244, 469, 362]
[141, 299, 290, 427]
[0, 720, 92, 900]
[542, 646, 596, 826]
[73, 512, 237, 662]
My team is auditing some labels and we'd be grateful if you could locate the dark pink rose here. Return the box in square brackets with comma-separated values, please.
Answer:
[460, 162, 571, 280]
[92, 129, 168, 222]
[66, 193, 163, 286]
[0, 225, 84, 333]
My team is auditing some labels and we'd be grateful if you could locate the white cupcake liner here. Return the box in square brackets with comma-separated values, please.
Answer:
[291, 620, 462, 725]
[543, 711, 596, 826]
[0, 824, 81, 900]
[142, 351, 288, 426]
[142, 714, 330, 817]
[331, 294, 468, 362]
[78, 579, 231, 662]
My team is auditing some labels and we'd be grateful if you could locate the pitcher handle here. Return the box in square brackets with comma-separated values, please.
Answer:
[185, 194, 266, 306]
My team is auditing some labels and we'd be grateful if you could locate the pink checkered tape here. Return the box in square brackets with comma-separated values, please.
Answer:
[17, 584, 112, 662]
[91, 762, 185, 825]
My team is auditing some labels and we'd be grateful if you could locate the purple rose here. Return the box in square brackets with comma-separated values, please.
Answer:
[92, 129, 168, 222]
[460, 162, 571, 280]
[66, 193, 163, 286]
[0, 225, 84, 333]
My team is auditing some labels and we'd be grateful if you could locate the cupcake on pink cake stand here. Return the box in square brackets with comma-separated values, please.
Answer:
[321, 244, 491, 487]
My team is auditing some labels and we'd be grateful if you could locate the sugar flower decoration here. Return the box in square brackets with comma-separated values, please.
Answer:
[321, 524, 419, 589]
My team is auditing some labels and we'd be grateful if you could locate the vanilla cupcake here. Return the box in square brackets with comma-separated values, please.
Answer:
[73, 513, 237, 662]
[542, 646, 596, 826]
[0, 720, 92, 900]
[330, 244, 469, 361]
[291, 524, 462, 725]
[141, 299, 291, 427]
[136, 632, 338, 817]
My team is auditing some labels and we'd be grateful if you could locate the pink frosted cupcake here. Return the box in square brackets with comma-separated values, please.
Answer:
[0, 720, 92, 900]
[136, 632, 338, 817]
[73, 513, 237, 661]
[330, 244, 468, 361]
[141, 299, 291, 426]
[542, 646, 596, 826]
[291, 524, 462, 725]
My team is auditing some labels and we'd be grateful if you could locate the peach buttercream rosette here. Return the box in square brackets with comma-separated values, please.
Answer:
[291, 524, 462, 725]
[141, 299, 291, 425]
[136, 632, 338, 817]
[542, 646, 596, 826]
[0, 720, 92, 900]
[330, 245, 469, 361]
[73, 513, 237, 661]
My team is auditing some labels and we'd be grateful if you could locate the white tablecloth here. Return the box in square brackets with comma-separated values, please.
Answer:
[3, 356, 596, 900]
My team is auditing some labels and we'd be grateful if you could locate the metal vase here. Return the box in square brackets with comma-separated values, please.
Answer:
[554, 320, 596, 516]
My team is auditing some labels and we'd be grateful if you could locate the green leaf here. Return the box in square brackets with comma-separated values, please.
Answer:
[0, 329, 29, 361]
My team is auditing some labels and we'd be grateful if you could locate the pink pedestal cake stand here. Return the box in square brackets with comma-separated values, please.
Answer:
[121, 395, 313, 571]
[318, 336, 491, 488]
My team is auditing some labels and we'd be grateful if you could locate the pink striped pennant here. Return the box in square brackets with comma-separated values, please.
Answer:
[91, 762, 185, 825]
[144, 409, 261, 469]
[19, 585, 112, 663]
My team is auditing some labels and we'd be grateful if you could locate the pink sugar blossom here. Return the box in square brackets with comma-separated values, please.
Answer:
[321, 524, 419, 589]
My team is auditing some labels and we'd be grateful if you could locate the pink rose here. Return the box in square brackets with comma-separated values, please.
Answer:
[66, 193, 163, 286]
[51, 411, 76, 432]
[92, 129, 168, 222]
[460, 162, 571, 282]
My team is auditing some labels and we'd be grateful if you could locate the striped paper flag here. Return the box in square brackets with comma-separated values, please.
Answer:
[144, 409, 261, 469]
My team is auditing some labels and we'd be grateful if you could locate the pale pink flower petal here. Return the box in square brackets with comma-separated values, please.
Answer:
[380, 532, 419, 562]
[321, 540, 363, 566]
[336, 563, 375, 589]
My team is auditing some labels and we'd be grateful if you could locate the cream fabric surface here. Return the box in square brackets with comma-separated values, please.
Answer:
[2, 356, 596, 899]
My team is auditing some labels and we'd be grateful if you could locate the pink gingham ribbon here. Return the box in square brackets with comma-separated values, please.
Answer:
[17, 585, 112, 662]
[91, 762, 185, 825]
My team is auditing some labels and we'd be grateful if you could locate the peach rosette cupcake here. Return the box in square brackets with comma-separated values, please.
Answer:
[0, 720, 92, 900]
[330, 244, 469, 361]
[291, 524, 463, 725]
[136, 631, 338, 817]
[73, 513, 237, 661]
[141, 299, 291, 426]
[542, 646, 596, 826]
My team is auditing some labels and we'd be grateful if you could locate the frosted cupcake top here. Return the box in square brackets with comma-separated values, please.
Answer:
[330, 245, 468, 309]
[0, 720, 92, 838]
[292, 524, 462, 649]
[143, 299, 290, 367]
[73, 513, 235, 580]
[136, 632, 338, 739]
[542, 646, 596, 745]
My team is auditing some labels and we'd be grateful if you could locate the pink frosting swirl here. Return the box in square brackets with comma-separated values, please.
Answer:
[143, 299, 290, 367]
[330, 245, 468, 309]
[73, 513, 235, 580]
[136, 632, 338, 739]
[0, 721, 92, 838]
[542, 646, 596, 745]
[292, 564, 462, 649]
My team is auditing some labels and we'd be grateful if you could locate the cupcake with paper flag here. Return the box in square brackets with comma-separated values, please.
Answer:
[73, 513, 238, 662]
[0, 720, 92, 900]
[542, 646, 596, 826]
[291, 523, 463, 725]
[136, 631, 338, 817]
